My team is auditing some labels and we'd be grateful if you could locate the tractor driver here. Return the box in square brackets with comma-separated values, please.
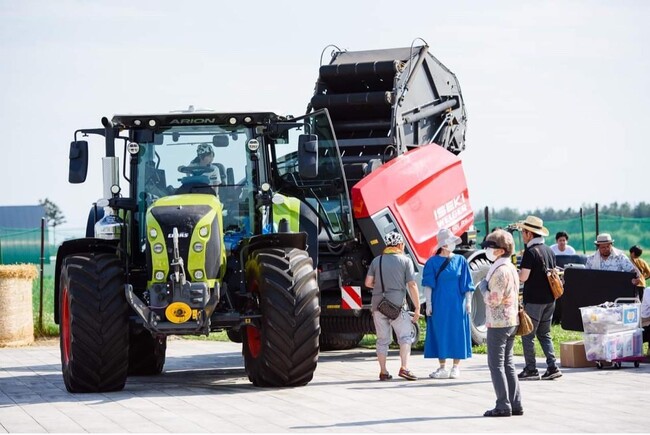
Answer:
[188, 143, 221, 193]
[585, 233, 641, 286]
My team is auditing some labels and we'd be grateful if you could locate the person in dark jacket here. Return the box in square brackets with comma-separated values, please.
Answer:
[516, 216, 562, 381]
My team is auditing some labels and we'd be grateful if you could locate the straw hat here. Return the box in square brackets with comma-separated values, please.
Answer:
[517, 215, 549, 237]
[594, 233, 614, 245]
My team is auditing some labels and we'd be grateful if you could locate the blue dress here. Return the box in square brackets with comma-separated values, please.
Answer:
[422, 254, 474, 359]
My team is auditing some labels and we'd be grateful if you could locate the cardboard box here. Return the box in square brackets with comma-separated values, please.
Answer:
[560, 341, 597, 368]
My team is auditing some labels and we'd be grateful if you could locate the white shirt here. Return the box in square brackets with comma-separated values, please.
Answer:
[550, 244, 576, 255]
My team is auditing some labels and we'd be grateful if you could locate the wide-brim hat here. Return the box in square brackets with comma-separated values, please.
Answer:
[516, 215, 549, 237]
[594, 233, 614, 245]
[435, 228, 462, 250]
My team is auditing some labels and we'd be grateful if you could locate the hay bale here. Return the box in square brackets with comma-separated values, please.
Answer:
[0, 264, 38, 347]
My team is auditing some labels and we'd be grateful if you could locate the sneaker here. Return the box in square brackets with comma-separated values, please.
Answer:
[429, 368, 450, 379]
[398, 368, 417, 381]
[541, 367, 562, 380]
[518, 368, 540, 380]
[449, 366, 460, 379]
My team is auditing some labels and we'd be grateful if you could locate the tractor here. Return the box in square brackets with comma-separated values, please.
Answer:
[55, 109, 348, 391]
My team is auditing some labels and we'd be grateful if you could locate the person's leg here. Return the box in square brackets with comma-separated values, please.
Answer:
[373, 311, 392, 376]
[487, 327, 510, 411]
[438, 359, 447, 368]
[521, 303, 543, 372]
[536, 302, 557, 369]
[504, 326, 522, 411]
[393, 311, 417, 380]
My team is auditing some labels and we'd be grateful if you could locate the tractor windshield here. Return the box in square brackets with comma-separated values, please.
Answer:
[135, 125, 255, 246]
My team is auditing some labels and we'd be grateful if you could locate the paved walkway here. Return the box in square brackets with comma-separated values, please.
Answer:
[0, 339, 648, 433]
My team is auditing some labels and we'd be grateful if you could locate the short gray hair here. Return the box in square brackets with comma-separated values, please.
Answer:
[485, 229, 515, 256]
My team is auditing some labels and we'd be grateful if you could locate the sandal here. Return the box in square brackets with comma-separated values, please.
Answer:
[483, 408, 511, 417]
[379, 372, 392, 381]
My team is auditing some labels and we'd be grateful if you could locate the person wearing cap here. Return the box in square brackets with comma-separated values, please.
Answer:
[188, 143, 221, 192]
[585, 234, 641, 286]
[478, 229, 523, 417]
[422, 228, 475, 380]
[516, 216, 562, 381]
[364, 231, 421, 381]
[550, 231, 576, 256]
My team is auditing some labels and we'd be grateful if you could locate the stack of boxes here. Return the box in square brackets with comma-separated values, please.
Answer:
[580, 301, 643, 362]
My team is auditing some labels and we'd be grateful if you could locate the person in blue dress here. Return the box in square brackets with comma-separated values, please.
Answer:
[423, 228, 475, 379]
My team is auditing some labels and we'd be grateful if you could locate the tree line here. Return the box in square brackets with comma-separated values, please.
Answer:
[477, 202, 650, 222]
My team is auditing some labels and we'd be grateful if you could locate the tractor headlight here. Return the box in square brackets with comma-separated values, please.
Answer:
[194, 270, 204, 280]
[199, 226, 209, 237]
[153, 243, 164, 254]
[193, 242, 203, 253]
[149, 228, 157, 238]
[154, 271, 165, 281]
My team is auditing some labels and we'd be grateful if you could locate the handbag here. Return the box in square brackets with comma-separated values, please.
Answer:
[376, 256, 403, 320]
[516, 306, 534, 336]
[534, 245, 564, 299]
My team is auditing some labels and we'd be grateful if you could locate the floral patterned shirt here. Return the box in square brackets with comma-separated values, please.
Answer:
[483, 262, 520, 328]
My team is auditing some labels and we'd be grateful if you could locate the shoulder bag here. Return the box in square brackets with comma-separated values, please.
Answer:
[516, 305, 534, 336]
[376, 256, 403, 320]
[534, 245, 564, 300]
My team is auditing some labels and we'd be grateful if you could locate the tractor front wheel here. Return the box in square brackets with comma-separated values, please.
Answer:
[243, 248, 320, 387]
[128, 330, 166, 376]
[59, 253, 129, 392]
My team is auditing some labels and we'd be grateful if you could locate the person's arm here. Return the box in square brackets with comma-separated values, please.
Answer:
[364, 274, 375, 289]
[407, 280, 420, 323]
[424, 286, 432, 316]
[621, 255, 642, 285]
[519, 248, 533, 283]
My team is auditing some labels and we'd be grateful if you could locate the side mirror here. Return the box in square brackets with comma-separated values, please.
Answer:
[298, 134, 318, 179]
[69, 140, 88, 183]
[213, 135, 229, 147]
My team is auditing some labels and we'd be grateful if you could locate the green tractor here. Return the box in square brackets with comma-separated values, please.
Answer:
[54, 108, 354, 392]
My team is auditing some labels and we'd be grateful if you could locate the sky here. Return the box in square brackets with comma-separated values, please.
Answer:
[1, 0, 648, 234]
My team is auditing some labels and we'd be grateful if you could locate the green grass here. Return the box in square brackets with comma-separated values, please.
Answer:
[32, 275, 58, 337]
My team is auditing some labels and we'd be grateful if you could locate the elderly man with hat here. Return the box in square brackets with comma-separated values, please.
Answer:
[585, 234, 641, 285]
[516, 216, 562, 381]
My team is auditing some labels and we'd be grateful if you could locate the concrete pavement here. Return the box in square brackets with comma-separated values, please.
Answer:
[0, 338, 648, 433]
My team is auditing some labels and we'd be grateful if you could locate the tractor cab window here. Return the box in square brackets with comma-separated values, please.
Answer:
[269, 110, 354, 243]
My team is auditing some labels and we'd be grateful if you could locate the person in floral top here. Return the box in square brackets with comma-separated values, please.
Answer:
[478, 229, 523, 417]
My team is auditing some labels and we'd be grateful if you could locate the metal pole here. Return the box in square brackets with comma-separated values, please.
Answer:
[39, 217, 45, 333]
[595, 203, 599, 236]
[484, 206, 490, 240]
[580, 207, 586, 254]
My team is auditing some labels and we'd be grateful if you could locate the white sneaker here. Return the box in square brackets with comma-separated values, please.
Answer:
[429, 368, 450, 379]
[450, 366, 460, 379]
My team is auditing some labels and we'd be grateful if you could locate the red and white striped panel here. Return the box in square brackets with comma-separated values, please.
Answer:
[341, 286, 362, 310]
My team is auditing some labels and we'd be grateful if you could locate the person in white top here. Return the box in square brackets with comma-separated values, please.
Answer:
[549, 231, 576, 256]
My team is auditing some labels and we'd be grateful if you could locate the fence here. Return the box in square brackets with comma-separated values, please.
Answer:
[474, 213, 650, 256]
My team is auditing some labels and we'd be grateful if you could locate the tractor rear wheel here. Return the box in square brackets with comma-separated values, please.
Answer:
[466, 253, 490, 345]
[59, 253, 129, 392]
[128, 330, 166, 376]
[243, 248, 320, 387]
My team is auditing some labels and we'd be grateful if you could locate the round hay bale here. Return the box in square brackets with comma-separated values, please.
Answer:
[0, 264, 38, 347]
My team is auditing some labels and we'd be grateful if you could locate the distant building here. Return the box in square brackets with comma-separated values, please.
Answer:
[0, 205, 49, 264]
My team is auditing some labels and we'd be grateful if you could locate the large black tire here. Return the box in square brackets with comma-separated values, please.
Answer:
[466, 253, 491, 345]
[320, 332, 365, 351]
[59, 253, 129, 392]
[242, 248, 320, 387]
[128, 330, 166, 376]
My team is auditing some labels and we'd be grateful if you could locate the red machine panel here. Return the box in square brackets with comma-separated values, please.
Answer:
[352, 145, 473, 265]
